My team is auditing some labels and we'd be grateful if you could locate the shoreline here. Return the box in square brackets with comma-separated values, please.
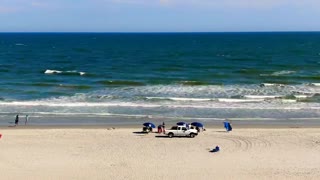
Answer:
[1, 119, 320, 129]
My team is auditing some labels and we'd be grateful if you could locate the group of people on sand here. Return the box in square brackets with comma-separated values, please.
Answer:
[14, 114, 29, 126]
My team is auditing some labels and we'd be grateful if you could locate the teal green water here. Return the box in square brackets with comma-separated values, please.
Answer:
[1, 32, 320, 122]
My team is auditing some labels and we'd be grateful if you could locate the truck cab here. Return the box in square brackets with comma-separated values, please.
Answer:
[165, 125, 198, 138]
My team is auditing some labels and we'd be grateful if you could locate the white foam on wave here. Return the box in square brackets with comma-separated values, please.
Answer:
[292, 91, 320, 95]
[271, 70, 295, 76]
[147, 96, 282, 102]
[99, 84, 304, 102]
[260, 83, 285, 87]
[281, 99, 297, 103]
[294, 95, 312, 98]
[217, 98, 264, 103]
[244, 95, 282, 99]
[309, 83, 320, 86]
[44, 69, 62, 74]
[66, 70, 86, 76]
[0, 100, 312, 110]
[0, 101, 162, 108]
[260, 70, 295, 77]
[44, 69, 86, 75]
[146, 97, 212, 101]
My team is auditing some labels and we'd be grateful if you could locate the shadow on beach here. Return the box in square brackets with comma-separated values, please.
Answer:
[215, 130, 229, 133]
[155, 135, 194, 138]
[132, 131, 149, 134]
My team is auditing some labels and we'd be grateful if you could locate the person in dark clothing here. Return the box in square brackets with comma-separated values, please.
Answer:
[162, 122, 165, 134]
[15, 115, 19, 126]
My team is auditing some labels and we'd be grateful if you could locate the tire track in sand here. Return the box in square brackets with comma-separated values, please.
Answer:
[214, 133, 273, 152]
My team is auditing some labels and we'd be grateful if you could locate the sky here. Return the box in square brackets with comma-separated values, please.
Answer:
[0, 0, 320, 32]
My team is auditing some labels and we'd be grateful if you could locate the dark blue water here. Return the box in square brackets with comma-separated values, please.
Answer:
[1, 32, 320, 121]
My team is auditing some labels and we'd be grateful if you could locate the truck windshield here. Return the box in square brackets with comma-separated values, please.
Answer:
[171, 126, 178, 130]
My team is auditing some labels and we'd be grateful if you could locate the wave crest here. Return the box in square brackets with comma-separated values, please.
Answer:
[260, 70, 296, 77]
[44, 69, 86, 76]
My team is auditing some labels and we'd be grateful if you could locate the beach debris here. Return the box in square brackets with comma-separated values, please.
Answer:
[210, 146, 220, 153]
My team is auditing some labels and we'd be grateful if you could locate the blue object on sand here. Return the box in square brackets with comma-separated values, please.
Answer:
[228, 123, 232, 131]
[223, 121, 232, 131]
[191, 122, 204, 127]
[223, 121, 228, 129]
[143, 122, 156, 128]
[210, 146, 220, 153]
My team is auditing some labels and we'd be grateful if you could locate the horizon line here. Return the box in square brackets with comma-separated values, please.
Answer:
[0, 31, 320, 34]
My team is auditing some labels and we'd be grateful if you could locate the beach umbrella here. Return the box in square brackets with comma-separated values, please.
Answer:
[143, 122, 156, 128]
[191, 122, 204, 127]
[177, 122, 187, 126]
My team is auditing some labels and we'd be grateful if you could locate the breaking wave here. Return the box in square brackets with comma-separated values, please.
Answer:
[260, 70, 296, 77]
[1, 83, 320, 119]
[44, 69, 86, 76]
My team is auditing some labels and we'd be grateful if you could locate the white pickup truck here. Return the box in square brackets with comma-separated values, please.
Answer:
[165, 126, 198, 138]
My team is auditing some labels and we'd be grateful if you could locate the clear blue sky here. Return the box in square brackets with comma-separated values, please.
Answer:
[1, 0, 319, 32]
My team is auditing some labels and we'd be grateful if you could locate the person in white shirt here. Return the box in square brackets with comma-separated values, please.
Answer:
[25, 115, 29, 125]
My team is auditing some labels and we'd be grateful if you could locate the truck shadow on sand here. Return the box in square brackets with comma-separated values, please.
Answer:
[155, 135, 194, 138]
[132, 131, 149, 134]
[132, 131, 159, 134]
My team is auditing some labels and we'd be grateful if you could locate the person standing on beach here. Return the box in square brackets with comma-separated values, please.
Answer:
[162, 122, 165, 133]
[15, 114, 19, 126]
[25, 115, 29, 125]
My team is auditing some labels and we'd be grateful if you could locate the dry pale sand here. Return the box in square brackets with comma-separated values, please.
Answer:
[0, 127, 320, 180]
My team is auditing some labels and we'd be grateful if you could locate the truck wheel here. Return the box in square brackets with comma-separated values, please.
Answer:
[190, 133, 195, 138]
[168, 133, 174, 138]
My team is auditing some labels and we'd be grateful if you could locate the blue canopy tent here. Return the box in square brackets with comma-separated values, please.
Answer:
[143, 122, 156, 128]
[223, 121, 232, 132]
[191, 122, 204, 128]
[177, 122, 187, 126]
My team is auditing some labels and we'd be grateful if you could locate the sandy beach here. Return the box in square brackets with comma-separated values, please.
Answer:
[0, 126, 319, 180]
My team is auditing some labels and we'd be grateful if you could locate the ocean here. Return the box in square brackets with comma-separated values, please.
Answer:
[1, 32, 320, 125]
